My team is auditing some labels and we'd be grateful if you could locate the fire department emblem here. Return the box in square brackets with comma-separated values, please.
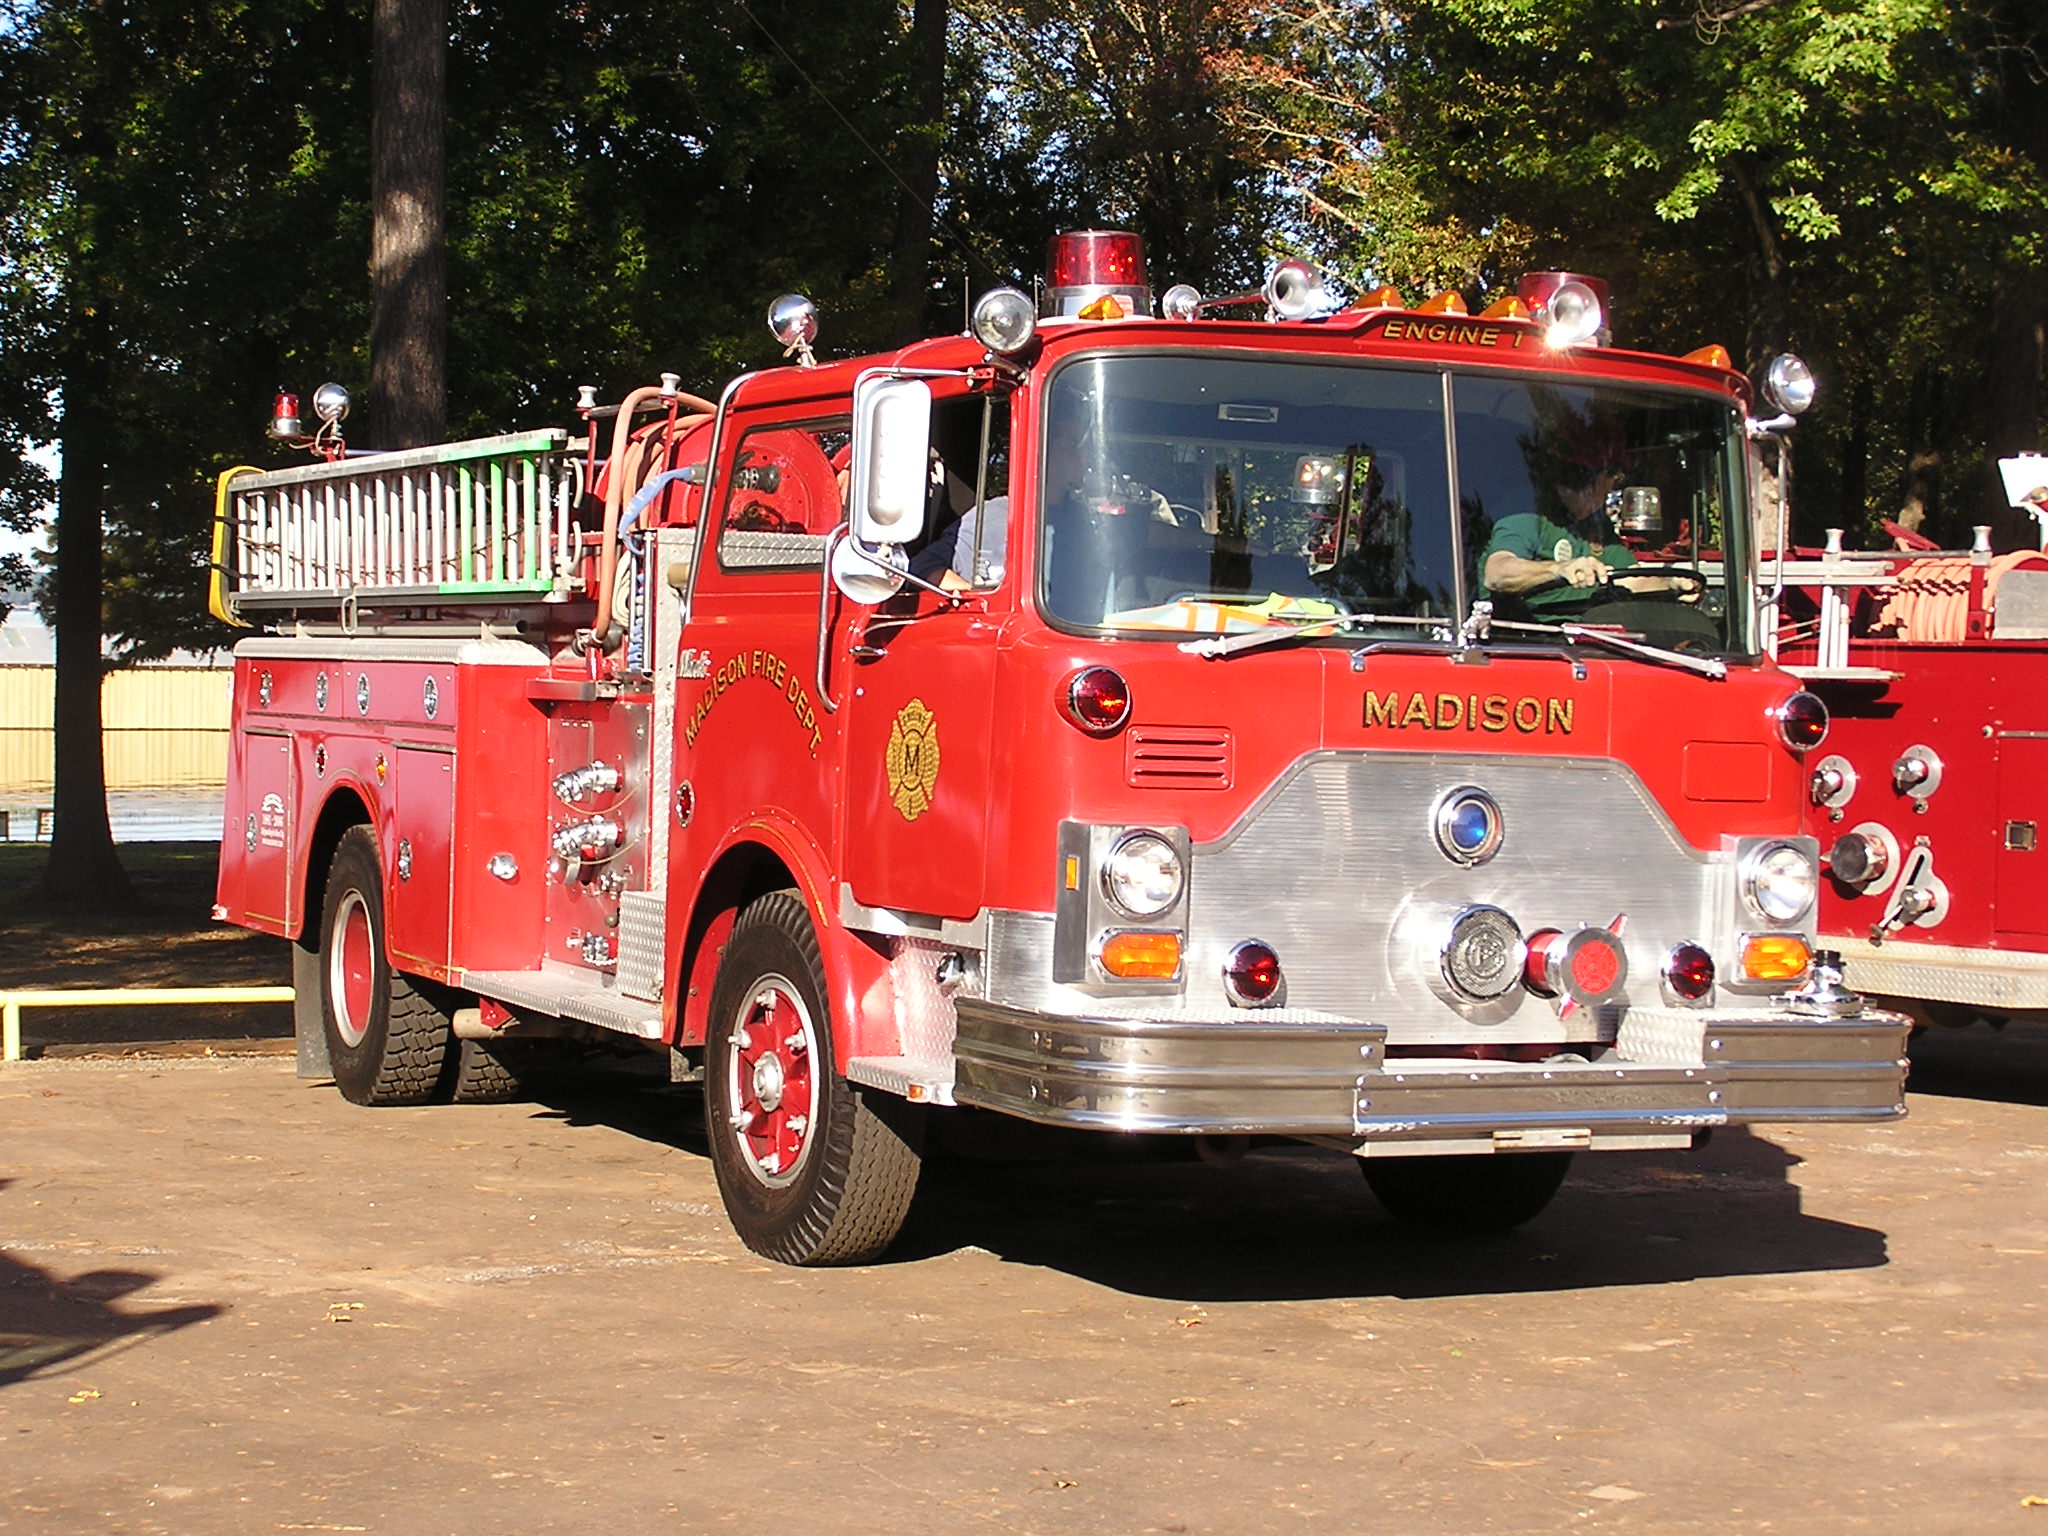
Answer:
[885, 699, 941, 821]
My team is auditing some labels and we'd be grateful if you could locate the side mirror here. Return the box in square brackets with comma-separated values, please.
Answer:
[848, 376, 932, 546]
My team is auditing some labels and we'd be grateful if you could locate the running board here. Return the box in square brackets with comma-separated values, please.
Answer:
[462, 965, 665, 1040]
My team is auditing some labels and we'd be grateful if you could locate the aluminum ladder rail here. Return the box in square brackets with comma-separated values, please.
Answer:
[214, 430, 585, 619]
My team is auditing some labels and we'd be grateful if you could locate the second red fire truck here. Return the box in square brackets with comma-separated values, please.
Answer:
[1769, 454, 2048, 1035]
[212, 233, 1909, 1265]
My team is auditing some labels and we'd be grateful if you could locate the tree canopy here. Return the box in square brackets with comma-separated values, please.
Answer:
[3, 0, 2043, 659]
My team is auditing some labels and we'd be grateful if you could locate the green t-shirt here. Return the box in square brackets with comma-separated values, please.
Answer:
[1478, 511, 1637, 612]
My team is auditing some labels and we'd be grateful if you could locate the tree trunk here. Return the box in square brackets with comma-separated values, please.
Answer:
[1984, 263, 2047, 551]
[40, 332, 132, 907]
[1729, 157, 1787, 379]
[369, 0, 447, 450]
[1841, 365, 1872, 543]
[887, 0, 947, 346]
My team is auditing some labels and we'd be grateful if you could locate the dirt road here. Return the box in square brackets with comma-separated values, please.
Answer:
[3, 1026, 2045, 1534]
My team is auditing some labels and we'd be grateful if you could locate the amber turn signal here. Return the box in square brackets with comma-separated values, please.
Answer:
[1739, 932, 1811, 983]
[1098, 931, 1182, 979]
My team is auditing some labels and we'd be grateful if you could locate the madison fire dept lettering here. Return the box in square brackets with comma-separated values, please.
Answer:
[1363, 690, 1576, 734]
[683, 649, 823, 754]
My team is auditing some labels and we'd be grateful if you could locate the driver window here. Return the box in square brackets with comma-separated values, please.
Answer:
[717, 419, 848, 572]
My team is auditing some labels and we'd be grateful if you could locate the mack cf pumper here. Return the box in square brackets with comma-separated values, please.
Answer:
[212, 231, 1909, 1265]
[1769, 452, 2048, 1034]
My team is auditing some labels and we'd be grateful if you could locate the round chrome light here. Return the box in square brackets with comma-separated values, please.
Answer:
[1100, 830, 1184, 920]
[313, 381, 351, 423]
[1439, 905, 1527, 1003]
[767, 293, 819, 351]
[1774, 690, 1829, 751]
[1544, 280, 1604, 347]
[1743, 840, 1817, 923]
[1222, 940, 1282, 1007]
[971, 287, 1038, 354]
[1763, 353, 1817, 416]
[1433, 787, 1504, 867]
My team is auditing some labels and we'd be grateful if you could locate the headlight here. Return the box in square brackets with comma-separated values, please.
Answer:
[971, 287, 1037, 354]
[1743, 841, 1817, 923]
[1100, 830, 1184, 919]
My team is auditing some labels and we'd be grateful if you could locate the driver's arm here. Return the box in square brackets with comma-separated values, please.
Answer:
[1483, 548, 1612, 593]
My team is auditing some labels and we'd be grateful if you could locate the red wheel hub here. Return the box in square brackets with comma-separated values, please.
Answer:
[330, 892, 376, 1047]
[727, 979, 819, 1186]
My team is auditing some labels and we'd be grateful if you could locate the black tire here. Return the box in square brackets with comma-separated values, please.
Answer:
[704, 891, 923, 1265]
[1361, 1152, 1573, 1232]
[318, 826, 452, 1106]
[447, 1037, 564, 1104]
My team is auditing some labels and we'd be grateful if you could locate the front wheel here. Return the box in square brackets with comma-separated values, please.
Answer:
[704, 891, 923, 1265]
[318, 826, 452, 1106]
[1360, 1152, 1572, 1232]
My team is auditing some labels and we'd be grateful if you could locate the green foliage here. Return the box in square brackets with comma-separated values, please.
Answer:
[0, 0, 371, 658]
[1222, 0, 2048, 545]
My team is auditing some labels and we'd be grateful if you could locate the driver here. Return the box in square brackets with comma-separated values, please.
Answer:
[1479, 421, 1677, 614]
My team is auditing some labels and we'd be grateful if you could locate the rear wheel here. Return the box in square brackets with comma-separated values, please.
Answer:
[319, 826, 451, 1105]
[447, 1037, 565, 1104]
[1361, 1152, 1572, 1232]
[704, 891, 923, 1265]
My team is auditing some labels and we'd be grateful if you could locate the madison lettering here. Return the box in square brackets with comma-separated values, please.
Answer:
[1362, 691, 1576, 734]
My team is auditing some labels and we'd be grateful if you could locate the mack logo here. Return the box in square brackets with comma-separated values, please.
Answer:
[1363, 690, 1576, 734]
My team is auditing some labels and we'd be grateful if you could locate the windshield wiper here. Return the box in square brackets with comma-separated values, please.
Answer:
[1490, 617, 1729, 679]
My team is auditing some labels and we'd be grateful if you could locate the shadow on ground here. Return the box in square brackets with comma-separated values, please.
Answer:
[0, 1182, 223, 1391]
[524, 1061, 1888, 1305]
[1905, 1017, 2048, 1107]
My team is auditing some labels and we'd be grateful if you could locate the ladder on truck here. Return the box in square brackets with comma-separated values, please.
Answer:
[211, 430, 586, 623]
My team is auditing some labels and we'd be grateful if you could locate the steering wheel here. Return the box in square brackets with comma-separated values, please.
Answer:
[1614, 564, 1706, 602]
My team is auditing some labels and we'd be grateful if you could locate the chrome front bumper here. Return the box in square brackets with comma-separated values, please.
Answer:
[951, 998, 1910, 1147]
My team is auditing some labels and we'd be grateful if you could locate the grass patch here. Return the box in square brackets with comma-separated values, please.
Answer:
[1, 841, 292, 1049]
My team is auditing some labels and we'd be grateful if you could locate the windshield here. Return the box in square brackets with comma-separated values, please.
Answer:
[1037, 354, 1752, 656]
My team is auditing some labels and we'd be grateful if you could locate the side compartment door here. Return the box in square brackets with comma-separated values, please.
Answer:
[232, 729, 294, 930]
[387, 744, 456, 974]
[1995, 733, 2048, 939]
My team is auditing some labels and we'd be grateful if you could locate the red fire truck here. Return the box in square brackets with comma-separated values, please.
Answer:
[1769, 453, 2048, 1033]
[211, 231, 1908, 1265]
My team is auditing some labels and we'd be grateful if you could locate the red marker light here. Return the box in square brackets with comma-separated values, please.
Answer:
[1222, 940, 1282, 1007]
[1775, 691, 1829, 752]
[1061, 666, 1132, 736]
[1663, 942, 1715, 1002]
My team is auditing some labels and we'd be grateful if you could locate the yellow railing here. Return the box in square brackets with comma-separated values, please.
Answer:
[0, 987, 296, 1062]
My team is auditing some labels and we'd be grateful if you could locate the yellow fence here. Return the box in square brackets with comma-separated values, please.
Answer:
[0, 987, 297, 1062]
[0, 668, 230, 795]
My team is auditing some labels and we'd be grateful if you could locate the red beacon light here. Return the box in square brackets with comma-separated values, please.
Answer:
[1043, 230, 1152, 321]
